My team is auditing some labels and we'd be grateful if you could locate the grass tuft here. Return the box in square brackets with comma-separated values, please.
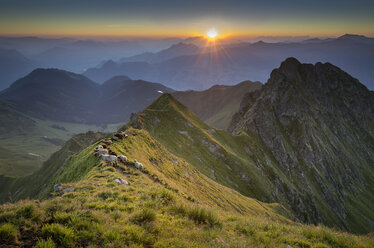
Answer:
[33, 237, 56, 248]
[170, 204, 221, 228]
[0, 223, 18, 245]
[131, 209, 156, 225]
[41, 223, 76, 247]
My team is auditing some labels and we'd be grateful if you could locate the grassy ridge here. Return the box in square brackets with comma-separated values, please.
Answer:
[130, 93, 374, 233]
[0, 127, 372, 247]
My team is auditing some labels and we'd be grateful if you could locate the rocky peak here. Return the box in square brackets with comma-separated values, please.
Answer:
[277, 57, 301, 75]
[229, 58, 374, 232]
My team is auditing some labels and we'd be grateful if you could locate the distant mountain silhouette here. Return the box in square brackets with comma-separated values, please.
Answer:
[83, 34, 374, 90]
[0, 69, 100, 123]
[0, 49, 37, 90]
[336, 34, 374, 45]
[119, 42, 200, 64]
[0, 69, 174, 124]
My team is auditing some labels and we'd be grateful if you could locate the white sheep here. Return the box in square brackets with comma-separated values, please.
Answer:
[134, 159, 143, 170]
[100, 154, 117, 163]
[118, 155, 127, 163]
[96, 149, 108, 156]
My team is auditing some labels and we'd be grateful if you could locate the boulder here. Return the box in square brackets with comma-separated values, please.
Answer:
[53, 184, 62, 192]
[114, 178, 129, 186]
[60, 187, 74, 196]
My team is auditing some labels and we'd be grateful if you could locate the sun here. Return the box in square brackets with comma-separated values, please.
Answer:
[206, 28, 218, 39]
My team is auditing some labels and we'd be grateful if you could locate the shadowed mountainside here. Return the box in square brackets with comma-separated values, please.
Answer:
[173, 80, 262, 129]
[127, 59, 374, 233]
[230, 58, 374, 233]
[0, 70, 174, 124]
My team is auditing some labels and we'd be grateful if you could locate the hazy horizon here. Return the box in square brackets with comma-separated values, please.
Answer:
[1, 0, 373, 38]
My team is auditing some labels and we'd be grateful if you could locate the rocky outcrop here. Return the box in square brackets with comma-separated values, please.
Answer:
[230, 57, 374, 233]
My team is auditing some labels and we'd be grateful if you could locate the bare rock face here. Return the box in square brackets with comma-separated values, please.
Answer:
[230, 57, 374, 232]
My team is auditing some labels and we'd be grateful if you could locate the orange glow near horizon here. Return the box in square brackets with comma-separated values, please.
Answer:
[206, 28, 218, 40]
[0, 25, 373, 40]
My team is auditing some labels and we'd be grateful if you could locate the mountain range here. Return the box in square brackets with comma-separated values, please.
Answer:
[119, 42, 201, 64]
[0, 69, 259, 177]
[0, 68, 261, 129]
[83, 34, 374, 90]
[0, 69, 174, 124]
[1, 34, 373, 92]
[1, 58, 373, 237]
[0, 58, 373, 247]
[0, 36, 177, 90]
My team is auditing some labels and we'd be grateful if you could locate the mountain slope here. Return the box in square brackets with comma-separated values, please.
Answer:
[0, 101, 40, 176]
[172, 80, 262, 129]
[95, 76, 175, 123]
[130, 94, 322, 221]
[0, 99, 118, 178]
[129, 82, 373, 233]
[1, 120, 372, 247]
[0, 68, 100, 123]
[0, 49, 37, 90]
[230, 58, 374, 233]
[0, 131, 106, 202]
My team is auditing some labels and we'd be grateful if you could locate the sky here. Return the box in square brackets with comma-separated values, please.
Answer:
[0, 0, 373, 38]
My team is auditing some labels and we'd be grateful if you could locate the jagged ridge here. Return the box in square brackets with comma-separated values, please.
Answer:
[230, 57, 374, 233]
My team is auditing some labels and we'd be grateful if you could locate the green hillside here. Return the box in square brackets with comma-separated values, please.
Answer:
[1, 125, 372, 247]
[0, 69, 173, 178]
[129, 92, 374, 234]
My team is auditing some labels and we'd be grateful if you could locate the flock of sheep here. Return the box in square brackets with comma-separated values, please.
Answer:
[94, 131, 144, 170]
